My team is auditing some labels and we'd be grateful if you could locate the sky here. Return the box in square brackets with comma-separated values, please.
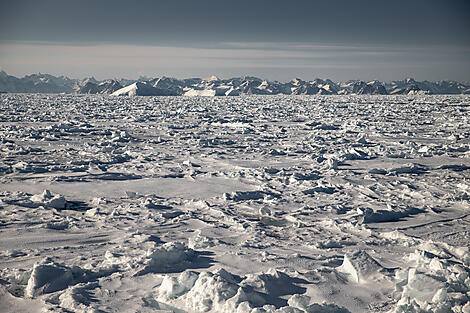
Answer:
[0, 0, 469, 82]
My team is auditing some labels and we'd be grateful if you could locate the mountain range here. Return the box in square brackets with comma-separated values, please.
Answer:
[1, 71, 469, 96]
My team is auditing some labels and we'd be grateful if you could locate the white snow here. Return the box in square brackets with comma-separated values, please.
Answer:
[1, 93, 469, 312]
[30, 190, 66, 209]
[111, 82, 139, 96]
[25, 258, 74, 298]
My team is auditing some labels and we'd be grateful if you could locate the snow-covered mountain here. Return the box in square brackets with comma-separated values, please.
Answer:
[1, 71, 469, 96]
[151, 76, 186, 95]
[0, 71, 76, 93]
[340, 80, 388, 95]
[79, 80, 123, 94]
[386, 78, 470, 95]
[111, 81, 177, 96]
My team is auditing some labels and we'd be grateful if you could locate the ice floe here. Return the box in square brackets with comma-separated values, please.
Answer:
[1, 94, 469, 312]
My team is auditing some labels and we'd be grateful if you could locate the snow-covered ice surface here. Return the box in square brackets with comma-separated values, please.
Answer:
[1, 94, 470, 313]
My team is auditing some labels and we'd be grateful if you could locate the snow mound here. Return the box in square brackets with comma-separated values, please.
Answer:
[100, 250, 136, 272]
[25, 258, 74, 298]
[137, 242, 196, 275]
[99, 241, 198, 275]
[58, 282, 98, 312]
[22, 258, 96, 299]
[157, 268, 245, 312]
[155, 268, 348, 313]
[0, 285, 46, 312]
[241, 269, 305, 298]
[188, 231, 218, 249]
[337, 250, 385, 283]
[30, 189, 66, 209]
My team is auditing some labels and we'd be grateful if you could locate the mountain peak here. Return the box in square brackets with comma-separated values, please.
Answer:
[0, 71, 468, 95]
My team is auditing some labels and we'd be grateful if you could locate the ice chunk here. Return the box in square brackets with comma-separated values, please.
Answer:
[140, 198, 172, 210]
[157, 268, 244, 312]
[47, 195, 66, 209]
[58, 282, 97, 312]
[46, 220, 69, 230]
[241, 268, 304, 298]
[159, 271, 198, 299]
[259, 207, 272, 216]
[100, 250, 135, 271]
[30, 189, 52, 202]
[337, 250, 383, 283]
[402, 268, 446, 303]
[431, 288, 447, 303]
[138, 242, 196, 274]
[287, 294, 311, 310]
[25, 258, 73, 298]
[30, 190, 66, 209]
[125, 191, 138, 199]
[391, 243, 470, 312]
[326, 157, 339, 170]
[357, 135, 368, 144]
[188, 232, 217, 249]
[154, 267, 335, 313]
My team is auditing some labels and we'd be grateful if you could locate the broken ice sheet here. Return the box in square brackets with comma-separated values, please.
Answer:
[0, 94, 469, 312]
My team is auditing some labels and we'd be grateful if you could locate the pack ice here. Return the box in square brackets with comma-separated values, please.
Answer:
[1, 93, 470, 313]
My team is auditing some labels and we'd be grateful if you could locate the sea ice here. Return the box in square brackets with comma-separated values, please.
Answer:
[1, 94, 469, 312]
[30, 189, 66, 209]
[137, 242, 196, 275]
[337, 250, 384, 283]
[25, 258, 74, 298]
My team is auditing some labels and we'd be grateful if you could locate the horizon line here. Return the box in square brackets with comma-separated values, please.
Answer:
[1, 69, 469, 85]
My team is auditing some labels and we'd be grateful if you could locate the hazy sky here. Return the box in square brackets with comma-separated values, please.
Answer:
[1, 0, 469, 81]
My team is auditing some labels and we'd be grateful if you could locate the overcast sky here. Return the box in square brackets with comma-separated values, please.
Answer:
[1, 0, 469, 81]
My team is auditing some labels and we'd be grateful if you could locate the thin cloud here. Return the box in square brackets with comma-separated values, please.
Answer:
[0, 41, 469, 81]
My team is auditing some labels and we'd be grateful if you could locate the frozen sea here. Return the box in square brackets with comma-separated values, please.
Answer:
[1, 94, 470, 313]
